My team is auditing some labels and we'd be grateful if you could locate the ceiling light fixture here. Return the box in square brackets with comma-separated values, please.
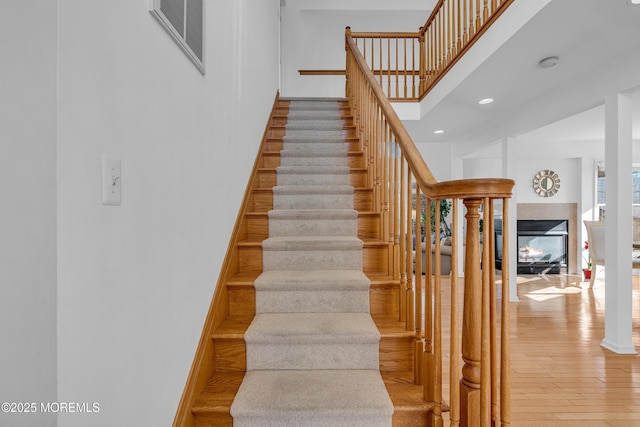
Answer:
[628, 0, 640, 5]
[478, 98, 494, 105]
[538, 56, 559, 69]
[433, 129, 444, 134]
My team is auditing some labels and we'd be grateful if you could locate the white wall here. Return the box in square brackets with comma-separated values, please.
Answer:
[281, 0, 429, 98]
[0, 2, 58, 427]
[55, 1, 280, 426]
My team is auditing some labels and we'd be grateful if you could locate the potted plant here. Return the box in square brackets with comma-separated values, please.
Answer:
[583, 240, 592, 280]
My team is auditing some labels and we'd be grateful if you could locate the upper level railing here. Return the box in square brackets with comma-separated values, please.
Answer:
[348, 0, 515, 101]
[346, 27, 514, 426]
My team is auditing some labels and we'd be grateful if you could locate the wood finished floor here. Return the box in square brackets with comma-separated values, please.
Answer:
[437, 272, 640, 426]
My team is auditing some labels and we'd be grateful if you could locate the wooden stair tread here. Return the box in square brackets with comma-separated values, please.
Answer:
[373, 315, 413, 338]
[227, 271, 260, 286]
[212, 315, 253, 338]
[382, 372, 433, 412]
[192, 371, 245, 413]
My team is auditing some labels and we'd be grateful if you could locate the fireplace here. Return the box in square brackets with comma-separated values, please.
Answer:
[516, 220, 568, 274]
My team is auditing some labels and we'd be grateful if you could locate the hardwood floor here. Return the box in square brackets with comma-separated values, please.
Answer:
[438, 272, 640, 426]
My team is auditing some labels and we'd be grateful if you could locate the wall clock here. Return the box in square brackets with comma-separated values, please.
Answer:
[532, 170, 560, 197]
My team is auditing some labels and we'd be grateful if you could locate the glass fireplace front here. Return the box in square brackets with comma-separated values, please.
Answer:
[517, 220, 568, 274]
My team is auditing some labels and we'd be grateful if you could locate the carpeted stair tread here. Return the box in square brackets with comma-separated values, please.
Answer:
[244, 313, 380, 370]
[230, 370, 393, 427]
[244, 313, 379, 344]
[268, 209, 358, 237]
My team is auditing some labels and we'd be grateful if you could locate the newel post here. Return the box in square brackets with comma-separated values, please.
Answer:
[460, 198, 482, 426]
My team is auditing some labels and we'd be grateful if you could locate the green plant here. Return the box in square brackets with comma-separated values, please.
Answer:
[430, 199, 452, 237]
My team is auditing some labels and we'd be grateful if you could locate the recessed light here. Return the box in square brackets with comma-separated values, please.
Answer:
[538, 56, 559, 69]
[478, 98, 494, 105]
[433, 129, 444, 134]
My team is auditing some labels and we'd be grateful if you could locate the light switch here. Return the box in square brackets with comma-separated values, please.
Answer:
[101, 155, 121, 205]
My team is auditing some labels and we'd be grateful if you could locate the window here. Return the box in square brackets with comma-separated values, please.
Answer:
[151, 0, 205, 74]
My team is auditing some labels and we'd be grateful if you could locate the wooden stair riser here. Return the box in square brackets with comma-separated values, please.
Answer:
[194, 413, 232, 427]
[212, 339, 246, 372]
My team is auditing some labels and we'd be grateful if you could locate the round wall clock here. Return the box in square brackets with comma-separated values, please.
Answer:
[532, 169, 560, 197]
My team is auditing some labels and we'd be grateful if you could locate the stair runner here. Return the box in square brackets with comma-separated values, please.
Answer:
[230, 99, 394, 426]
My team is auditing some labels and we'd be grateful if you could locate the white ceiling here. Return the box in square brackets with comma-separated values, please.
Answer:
[402, 0, 640, 148]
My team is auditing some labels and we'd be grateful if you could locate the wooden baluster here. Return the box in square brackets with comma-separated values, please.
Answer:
[387, 37, 391, 97]
[399, 155, 407, 321]
[461, 198, 482, 427]
[501, 199, 511, 427]
[475, 0, 481, 35]
[395, 37, 399, 99]
[481, 198, 491, 427]
[484, 0, 490, 24]
[450, 198, 461, 427]
[424, 196, 434, 392]
[392, 136, 400, 280]
[414, 184, 424, 385]
[413, 33, 428, 96]
[412, 35, 417, 98]
[406, 168, 415, 331]
[466, 0, 472, 43]
[447, 1, 454, 62]
[458, 0, 463, 52]
[489, 199, 499, 426]
[382, 120, 390, 250]
[403, 37, 408, 98]
[379, 37, 383, 88]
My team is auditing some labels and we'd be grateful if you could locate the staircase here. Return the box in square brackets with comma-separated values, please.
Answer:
[230, 99, 393, 426]
[184, 97, 433, 427]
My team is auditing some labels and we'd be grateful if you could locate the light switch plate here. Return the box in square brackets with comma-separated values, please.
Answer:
[101, 155, 121, 205]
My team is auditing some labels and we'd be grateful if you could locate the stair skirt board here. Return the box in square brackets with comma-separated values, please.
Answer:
[231, 99, 394, 426]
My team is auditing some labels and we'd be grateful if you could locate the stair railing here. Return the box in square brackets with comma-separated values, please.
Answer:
[346, 27, 514, 426]
[349, 0, 515, 100]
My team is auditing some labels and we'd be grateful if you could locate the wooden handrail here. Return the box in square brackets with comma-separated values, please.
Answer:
[346, 27, 513, 426]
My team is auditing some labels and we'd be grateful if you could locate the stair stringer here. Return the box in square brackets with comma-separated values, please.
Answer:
[171, 91, 282, 427]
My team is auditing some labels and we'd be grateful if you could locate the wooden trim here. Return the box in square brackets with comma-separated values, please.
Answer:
[298, 69, 345, 75]
[351, 31, 420, 38]
[172, 91, 280, 427]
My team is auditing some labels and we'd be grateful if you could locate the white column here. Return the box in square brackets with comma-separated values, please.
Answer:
[602, 92, 637, 354]
[502, 136, 519, 302]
